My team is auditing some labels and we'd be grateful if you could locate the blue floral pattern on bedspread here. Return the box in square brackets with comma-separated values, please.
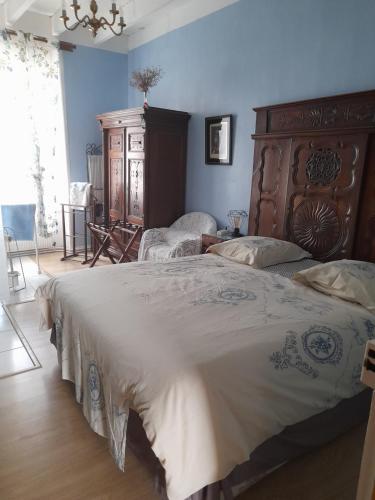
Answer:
[194, 287, 257, 306]
[270, 332, 319, 379]
[88, 362, 103, 409]
[302, 326, 343, 366]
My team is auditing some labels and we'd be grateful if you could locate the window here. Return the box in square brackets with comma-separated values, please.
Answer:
[0, 32, 68, 242]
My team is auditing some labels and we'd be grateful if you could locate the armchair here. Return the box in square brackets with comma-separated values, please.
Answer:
[138, 212, 217, 262]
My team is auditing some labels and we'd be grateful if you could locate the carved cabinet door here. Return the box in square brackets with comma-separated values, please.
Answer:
[285, 134, 368, 260]
[248, 138, 292, 239]
[108, 128, 125, 221]
[126, 127, 145, 226]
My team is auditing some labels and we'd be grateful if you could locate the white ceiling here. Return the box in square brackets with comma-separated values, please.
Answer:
[0, 0, 239, 53]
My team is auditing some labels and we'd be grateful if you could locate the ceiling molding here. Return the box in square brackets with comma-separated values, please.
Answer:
[93, 0, 240, 51]
[5, 0, 37, 25]
[94, 0, 173, 46]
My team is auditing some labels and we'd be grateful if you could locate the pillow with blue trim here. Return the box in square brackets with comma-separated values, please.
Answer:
[207, 236, 311, 269]
[293, 259, 375, 313]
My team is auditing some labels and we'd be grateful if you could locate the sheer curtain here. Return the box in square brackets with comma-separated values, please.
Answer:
[0, 32, 68, 243]
[0, 210, 9, 300]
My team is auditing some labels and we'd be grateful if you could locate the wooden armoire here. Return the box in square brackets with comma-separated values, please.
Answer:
[97, 106, 190, 236]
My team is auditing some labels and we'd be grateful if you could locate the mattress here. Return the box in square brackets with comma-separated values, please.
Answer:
[262, 258, 319, 278]
[36, 254, 374, 500]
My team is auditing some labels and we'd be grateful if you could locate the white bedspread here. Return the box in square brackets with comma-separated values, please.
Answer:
[36, 255, 375, 500]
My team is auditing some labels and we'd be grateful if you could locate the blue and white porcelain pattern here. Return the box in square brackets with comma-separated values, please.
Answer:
[194, 287, 257, 306]
[54, 316, 63, 362]
[88, 362, 103, 409]
[302, 326, 343, 366]
[278, 293, 335, 315]
[350, 317, 375, 347]
[364, 318, 375, 337]
[135, 255, 226, 278]
[270, 332, 319, 379]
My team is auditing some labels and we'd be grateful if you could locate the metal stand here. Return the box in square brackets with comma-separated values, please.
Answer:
[61, 203, 93, 264]
[3, 227, 26, 292]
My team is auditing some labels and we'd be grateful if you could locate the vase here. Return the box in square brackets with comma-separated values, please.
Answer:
[143, 92, 149, 109]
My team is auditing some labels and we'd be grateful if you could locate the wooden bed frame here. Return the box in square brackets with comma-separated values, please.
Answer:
[248, 89, 375, 263]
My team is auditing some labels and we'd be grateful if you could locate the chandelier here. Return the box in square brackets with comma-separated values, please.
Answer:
[60, 1, 126, 38]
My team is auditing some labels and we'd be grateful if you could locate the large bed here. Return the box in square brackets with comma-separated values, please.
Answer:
[36, 253, 374, 499]
[37, 89, 375, 500]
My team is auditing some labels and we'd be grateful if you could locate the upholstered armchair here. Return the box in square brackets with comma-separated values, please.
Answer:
[138, 212, 217, 262]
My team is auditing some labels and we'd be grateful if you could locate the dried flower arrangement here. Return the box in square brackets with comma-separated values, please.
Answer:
[129, 66, 163, 107]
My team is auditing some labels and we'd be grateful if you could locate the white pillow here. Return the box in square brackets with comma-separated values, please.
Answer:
[207, 236, 311, 269]
[293, 259, 375, 313]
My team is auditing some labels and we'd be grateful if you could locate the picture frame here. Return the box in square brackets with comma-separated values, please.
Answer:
[205, 115, 233, 165]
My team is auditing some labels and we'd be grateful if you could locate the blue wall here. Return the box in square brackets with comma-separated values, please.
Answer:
[63, 45, 128, 182]
[128, 0, 375, 229]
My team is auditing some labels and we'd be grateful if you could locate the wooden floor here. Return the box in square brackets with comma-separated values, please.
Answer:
[31, 251, 110, 277]
[0, 252, 366, 500]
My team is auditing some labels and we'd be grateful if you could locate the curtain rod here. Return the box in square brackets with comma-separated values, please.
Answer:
[4, 29, 76, 52]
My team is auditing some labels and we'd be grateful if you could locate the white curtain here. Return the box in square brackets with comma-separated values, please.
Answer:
[0, 32, 68, 240]
[0, 213, 9, 301]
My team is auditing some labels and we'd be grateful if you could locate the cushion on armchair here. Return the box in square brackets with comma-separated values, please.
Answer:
[170, 212, 217, 235]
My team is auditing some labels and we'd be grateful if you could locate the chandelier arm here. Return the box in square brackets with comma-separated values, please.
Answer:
[107, 24, 125, 36]
[98, 18, 109, 30]
[99, 14, 117, 28]
[65, 14, 90, 29]
[71, 5, 85, 24]
[63, 20, 81, 31]
[80, 15, 91, 28]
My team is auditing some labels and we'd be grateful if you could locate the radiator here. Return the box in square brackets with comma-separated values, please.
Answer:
[17, 235, 60, 253]
[6, 233, 62, 256]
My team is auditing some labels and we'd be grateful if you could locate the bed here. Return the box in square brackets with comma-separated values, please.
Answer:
[36, 89, 375, 500]
[36, 252, 374, 499]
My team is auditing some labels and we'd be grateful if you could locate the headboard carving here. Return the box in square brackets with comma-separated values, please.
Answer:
[290, 198, 342, 259]
[249, 90, 375, 263]
[305, 149, 342, 185]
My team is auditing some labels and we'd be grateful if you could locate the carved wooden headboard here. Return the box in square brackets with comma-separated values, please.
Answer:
[248, 90, 375, 263]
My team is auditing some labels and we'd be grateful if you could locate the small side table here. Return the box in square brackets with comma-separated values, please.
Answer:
[201, 234, 225, 253]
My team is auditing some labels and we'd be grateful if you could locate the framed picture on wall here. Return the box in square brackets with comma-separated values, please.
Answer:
[205, 115, 233, 165]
